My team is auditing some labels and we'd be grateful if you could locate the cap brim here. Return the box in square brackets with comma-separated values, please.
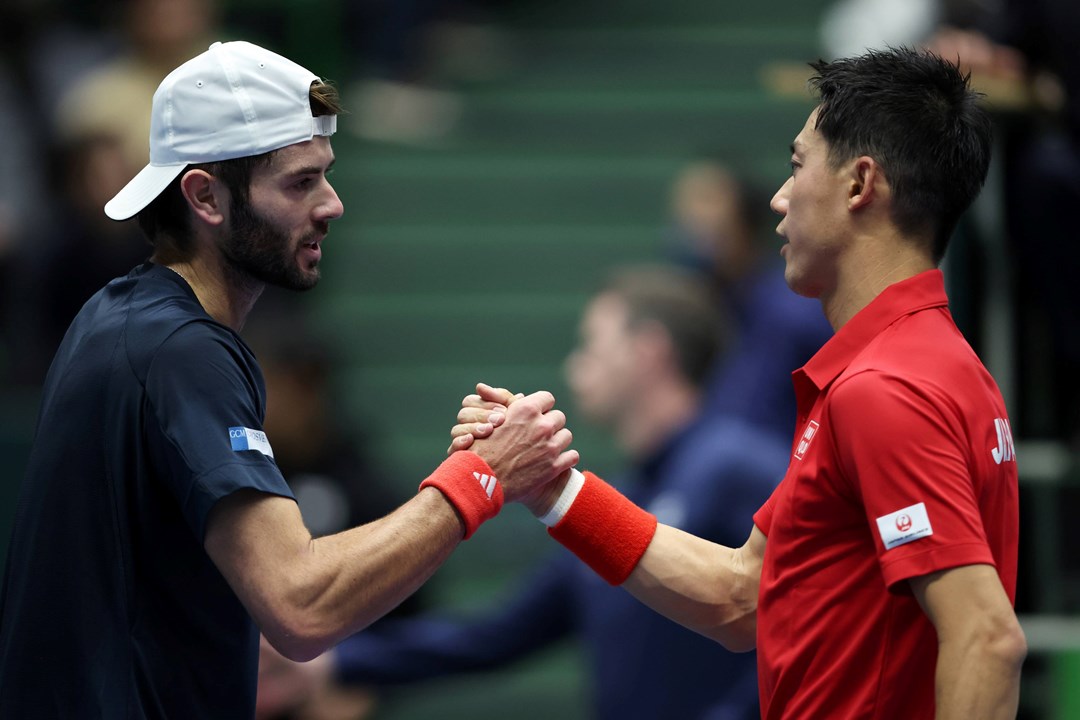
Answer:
[104, 162, 188, 221]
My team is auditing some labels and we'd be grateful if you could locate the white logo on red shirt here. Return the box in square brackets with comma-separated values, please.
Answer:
[876, 502, 933, 550]
[794, 420, 820, 460]
[991, 418, 1016, 465]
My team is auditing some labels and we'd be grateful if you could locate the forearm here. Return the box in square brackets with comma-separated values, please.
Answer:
[268, 488, 463, 660]
[623, 524, 759, 651]
[538, 470, 762, 652]
[934, 632, 1025, 719]
[334, 564, 573, 685]
[910, 564, 1027, 720]
[207, 486, 466, 662]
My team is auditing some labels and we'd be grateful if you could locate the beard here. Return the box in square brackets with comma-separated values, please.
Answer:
[220, 198, 323, 292]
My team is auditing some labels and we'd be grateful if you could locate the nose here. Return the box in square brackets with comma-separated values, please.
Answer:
[770, 177, 791, 217]
[318, 180, 344, 221]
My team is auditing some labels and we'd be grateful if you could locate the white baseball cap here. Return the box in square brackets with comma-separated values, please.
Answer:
[104, 40, 337, 221]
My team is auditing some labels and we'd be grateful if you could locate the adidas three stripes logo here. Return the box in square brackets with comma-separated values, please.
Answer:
[473, 471, 497, 499]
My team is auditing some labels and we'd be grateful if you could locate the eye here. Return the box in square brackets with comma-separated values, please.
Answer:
[294, 177, 314, 190]
[789, 159, 801, 176]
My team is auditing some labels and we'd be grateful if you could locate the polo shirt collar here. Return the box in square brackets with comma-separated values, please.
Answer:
[800, 269, 949, 391]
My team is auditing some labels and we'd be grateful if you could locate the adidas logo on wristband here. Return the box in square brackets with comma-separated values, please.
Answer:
[420, 452, 503, 540]
[473, 471, 498, 499]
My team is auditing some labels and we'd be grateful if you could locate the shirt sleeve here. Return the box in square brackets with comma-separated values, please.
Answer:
[144, 321, 294, 540]
[753, 487, 778, 538]
[827, 370, 995, 590]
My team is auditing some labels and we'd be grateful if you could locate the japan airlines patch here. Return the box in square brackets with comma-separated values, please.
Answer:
[876, 502, 933, 550]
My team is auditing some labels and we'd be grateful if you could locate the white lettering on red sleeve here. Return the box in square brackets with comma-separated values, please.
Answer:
[991, 418, 1016, 465]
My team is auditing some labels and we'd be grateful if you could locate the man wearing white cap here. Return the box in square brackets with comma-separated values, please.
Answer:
[0, 41, 576, 718]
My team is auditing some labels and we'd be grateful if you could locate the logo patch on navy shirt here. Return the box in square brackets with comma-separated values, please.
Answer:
[229, 426, 274, 458]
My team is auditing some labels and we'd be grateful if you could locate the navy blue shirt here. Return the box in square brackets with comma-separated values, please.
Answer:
[0, 263, 294, 718]
[333, 414, 789, 720]
[706, 260, 833, 440]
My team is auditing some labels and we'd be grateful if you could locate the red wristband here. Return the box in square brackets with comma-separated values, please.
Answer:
[548, 471, 658, 585]
[419, 452, 504, 539]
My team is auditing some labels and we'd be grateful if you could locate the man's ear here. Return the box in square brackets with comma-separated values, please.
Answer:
[847, 156, 883, 212]
[633, 320, 677, 374]
[179, 169, 227, 226]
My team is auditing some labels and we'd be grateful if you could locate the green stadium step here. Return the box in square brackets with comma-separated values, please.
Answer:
[328, 146, 800, 226]
[454, 100, 812, 157]
[501, 0, 834, 28]
[475, 25, 820, 94]
[319, 295, 583, 366]
[324, 224, 664, 295]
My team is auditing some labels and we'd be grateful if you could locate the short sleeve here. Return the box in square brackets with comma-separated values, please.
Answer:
[753, 488, 778, 538]
[144, 322, 294, 540]
[828, 371, 994, 589]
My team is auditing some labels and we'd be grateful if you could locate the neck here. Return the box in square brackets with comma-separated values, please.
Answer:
[157, 255, 264, 331]
[617, 379, 701, 460]
[819, 231, 934, 330]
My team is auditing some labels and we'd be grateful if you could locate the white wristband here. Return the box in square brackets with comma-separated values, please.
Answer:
[538, 468, 586, 527]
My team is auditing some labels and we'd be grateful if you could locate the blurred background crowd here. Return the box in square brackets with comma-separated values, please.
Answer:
[1, 0, 1078, 718]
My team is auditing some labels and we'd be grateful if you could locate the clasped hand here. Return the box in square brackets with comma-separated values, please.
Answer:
[448, 382, 577, 515]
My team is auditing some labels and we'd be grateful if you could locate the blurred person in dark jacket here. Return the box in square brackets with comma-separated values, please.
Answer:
[258, 265, 788, 720]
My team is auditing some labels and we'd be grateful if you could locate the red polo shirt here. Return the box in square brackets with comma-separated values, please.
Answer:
[753, 269, 1019, 720]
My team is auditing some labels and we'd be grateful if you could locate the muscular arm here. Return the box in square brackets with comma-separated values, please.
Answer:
[208, 389, 576, 662]
[909, 564, 1027, 719]
[622, 524, 765, 652]
[206, 486, 464, 662]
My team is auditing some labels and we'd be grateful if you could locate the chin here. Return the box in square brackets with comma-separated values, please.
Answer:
[783, 269, 818, 299]
[782, 264, 800, 292]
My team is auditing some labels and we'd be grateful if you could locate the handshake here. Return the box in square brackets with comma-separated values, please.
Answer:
[440, 382, 579, 520]
[427, 381, 656, 587]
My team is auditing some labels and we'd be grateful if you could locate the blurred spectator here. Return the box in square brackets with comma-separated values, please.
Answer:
[8, 133, 149, 385]
[5, 0, 218, 385]
[4, 1, 119, 124]
[820, 1, 1080, 444]
[931, 0, 1080, 444]
[0, 63, 48, 383]
[255, 634, 374, 720]
[342, 0, 515, 144]
[53, 0, 219, 171]
[258, 264, 789, 720]
[667, 159, 833, 441]
[821, 0, 941, 59]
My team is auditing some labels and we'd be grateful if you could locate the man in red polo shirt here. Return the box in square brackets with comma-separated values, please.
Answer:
[453, 47, 1025, 719]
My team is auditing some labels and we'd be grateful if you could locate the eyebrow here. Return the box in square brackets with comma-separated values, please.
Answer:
[790, 141, 803, 155]
[289, 158, 336, 177]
